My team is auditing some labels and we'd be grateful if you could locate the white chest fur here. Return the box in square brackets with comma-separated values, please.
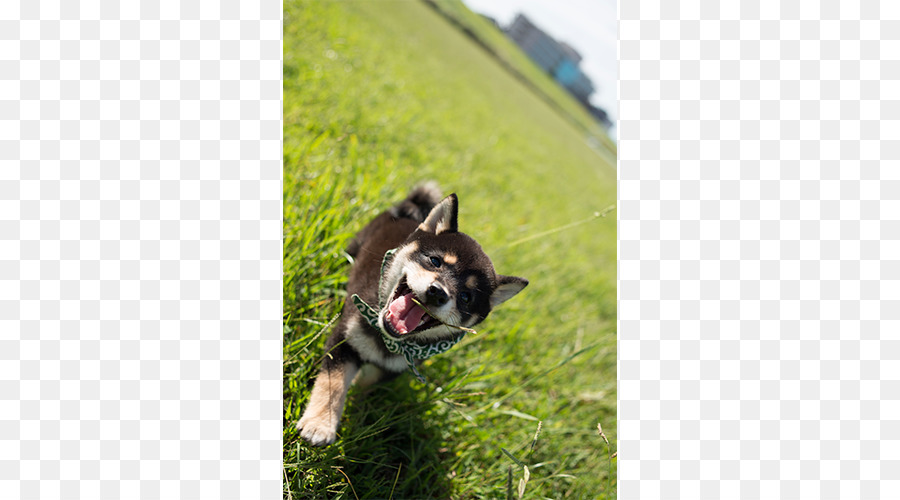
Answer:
[344, 316, 409, 372]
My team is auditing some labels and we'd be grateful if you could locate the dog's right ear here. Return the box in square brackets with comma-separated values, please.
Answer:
[490, 275, 528, 308]
[419, 194, 458, 235]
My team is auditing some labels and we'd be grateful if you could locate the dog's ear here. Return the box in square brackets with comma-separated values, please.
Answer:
[419, 194, 458, 235]
[490, 275, 528, 308]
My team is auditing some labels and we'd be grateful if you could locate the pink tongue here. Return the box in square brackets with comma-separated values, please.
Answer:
[387, 293, 427, 334]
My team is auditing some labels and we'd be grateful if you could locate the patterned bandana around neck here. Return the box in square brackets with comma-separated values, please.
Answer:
[351, 248, 466, 383]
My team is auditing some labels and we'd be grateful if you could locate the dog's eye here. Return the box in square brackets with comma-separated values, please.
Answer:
[460, 291, 471, 304]
[430, 256, 441, 268]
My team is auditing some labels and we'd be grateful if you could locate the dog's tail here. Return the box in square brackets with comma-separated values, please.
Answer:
[391, 181, 443, 223]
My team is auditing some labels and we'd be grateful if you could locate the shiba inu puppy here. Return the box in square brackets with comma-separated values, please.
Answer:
[297, 183, 528, 446]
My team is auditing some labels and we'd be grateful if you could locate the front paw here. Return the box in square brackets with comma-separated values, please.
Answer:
[296, 413, 337, 447]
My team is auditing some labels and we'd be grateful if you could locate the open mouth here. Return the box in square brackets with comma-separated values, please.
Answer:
[382, 277, 441, 337]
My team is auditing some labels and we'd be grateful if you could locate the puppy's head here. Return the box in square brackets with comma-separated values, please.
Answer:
[378, 194, 528, 341]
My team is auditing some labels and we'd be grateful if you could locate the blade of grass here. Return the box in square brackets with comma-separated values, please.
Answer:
[500, 204, 616, 249]
[389, 463, 402, 500]
[530, 421, 542, 453]
[500, 447, 525, 467]
[332, 466, 360, 500]
[480, 340, 604, 413]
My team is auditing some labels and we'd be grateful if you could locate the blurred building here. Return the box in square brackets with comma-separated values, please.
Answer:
[588, 104, 613, 130]
[505, 14, 595, 105]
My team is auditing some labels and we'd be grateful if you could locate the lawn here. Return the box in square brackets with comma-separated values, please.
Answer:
[283, 0, 617, 498]
[421, 0, 617, 158]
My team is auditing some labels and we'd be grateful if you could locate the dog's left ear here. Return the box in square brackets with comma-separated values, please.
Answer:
[490, 275, 528, 308]
[419, 194, 458, 235]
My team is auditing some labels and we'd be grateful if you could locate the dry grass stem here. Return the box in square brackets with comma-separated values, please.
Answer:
[410, 296, 479, 334]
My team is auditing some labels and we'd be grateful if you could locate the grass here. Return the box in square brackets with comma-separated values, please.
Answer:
[283, 0, 617, 498]
[422, 0, 617, 157]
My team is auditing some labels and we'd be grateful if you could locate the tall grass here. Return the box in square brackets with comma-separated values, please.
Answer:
[284, 0, 616, 497]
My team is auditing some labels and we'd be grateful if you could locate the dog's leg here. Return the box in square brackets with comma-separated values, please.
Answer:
[297, 358, 359, 446]
[352, 363, 384, 388]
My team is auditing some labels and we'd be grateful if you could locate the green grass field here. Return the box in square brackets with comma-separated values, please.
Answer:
[421, 0, 617, 158]
[283, 0, 617, 498]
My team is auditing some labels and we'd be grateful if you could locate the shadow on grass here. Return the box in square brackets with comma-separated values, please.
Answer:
[287, 375, 454, 499]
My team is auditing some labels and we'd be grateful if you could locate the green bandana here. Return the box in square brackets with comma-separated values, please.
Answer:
[351, 248, 466, 383]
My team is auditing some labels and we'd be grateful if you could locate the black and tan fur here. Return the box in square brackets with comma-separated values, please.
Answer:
[297, 184, 528, 446]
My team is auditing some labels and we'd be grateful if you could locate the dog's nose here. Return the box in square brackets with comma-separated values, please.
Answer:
[426, 283, 449, 306]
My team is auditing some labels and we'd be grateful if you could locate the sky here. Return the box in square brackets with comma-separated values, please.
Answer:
[460, 0, 617, 136]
